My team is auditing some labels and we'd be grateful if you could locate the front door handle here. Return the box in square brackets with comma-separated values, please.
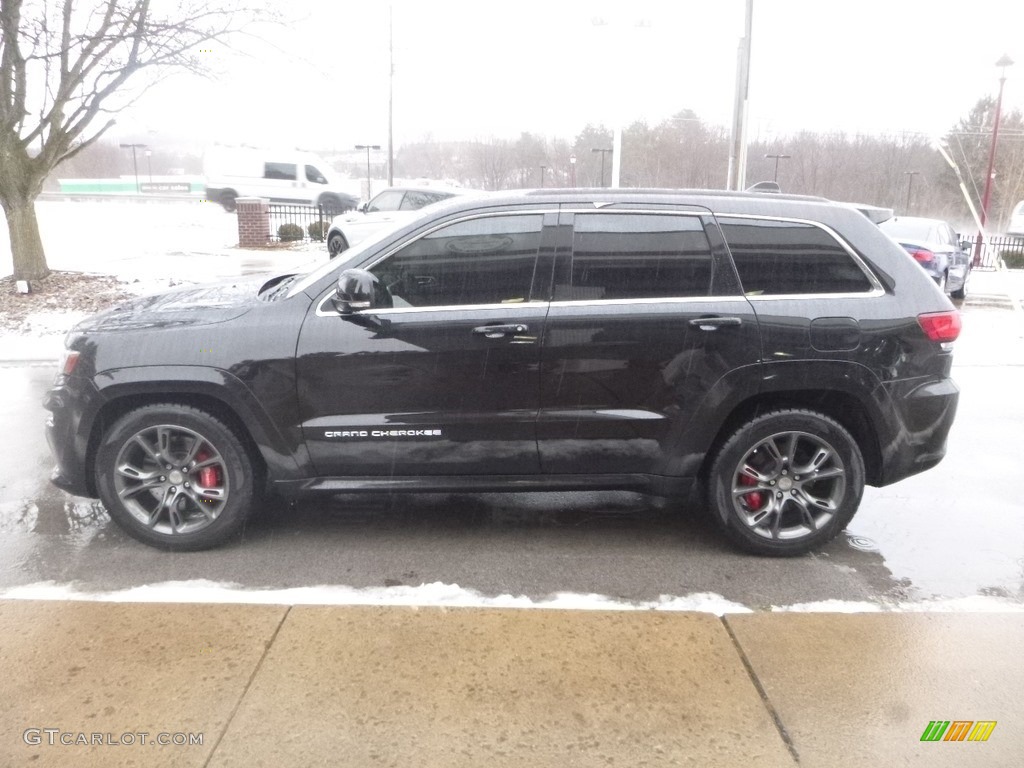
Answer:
[688, 316, 742, 331]
[472, 323, 529, 339]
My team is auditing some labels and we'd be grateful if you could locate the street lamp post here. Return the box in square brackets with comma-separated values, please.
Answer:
[355, 144, 381, 200]
[539, 165, 546, 188]
[592, 147, 612, 187]
[764, 153, 790, 182]
[903, 171, 919, 213]
[975, 54, 1014, 266]
[119, 143, 147, 193]
[569, 154, 577, 188]
[145, 149, 153, 183]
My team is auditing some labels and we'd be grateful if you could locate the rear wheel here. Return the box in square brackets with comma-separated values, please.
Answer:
[951, 269, 969, 300]
[708, 409, 864, 556]
[220, 191, 238, 212]
[95, 404, 255, 550]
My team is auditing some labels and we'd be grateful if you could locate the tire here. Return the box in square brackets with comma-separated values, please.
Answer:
[328, 231, 348, 258]
[707, 409, 865, 556]
[220, 191, 238, 212]
[94, 404, 256, 551]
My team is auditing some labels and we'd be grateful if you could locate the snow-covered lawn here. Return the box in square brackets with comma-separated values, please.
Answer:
[0, 198, 329, 360]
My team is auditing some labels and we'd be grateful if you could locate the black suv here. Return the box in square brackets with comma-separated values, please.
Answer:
[44, 190, 961, 555]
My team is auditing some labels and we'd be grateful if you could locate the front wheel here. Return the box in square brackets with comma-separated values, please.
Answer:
[328, 231, 348, 258]
[708, 409, 865, 556]
[95, 404, 256, 550]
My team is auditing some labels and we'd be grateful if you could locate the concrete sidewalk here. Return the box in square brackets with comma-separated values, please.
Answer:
[1, 601, 1020, 767]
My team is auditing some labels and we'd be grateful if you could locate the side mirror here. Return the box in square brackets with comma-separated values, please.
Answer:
[332, 269, 378, 315]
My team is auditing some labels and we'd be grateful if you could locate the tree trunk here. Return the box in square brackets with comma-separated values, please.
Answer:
[2, 197, 49, 281]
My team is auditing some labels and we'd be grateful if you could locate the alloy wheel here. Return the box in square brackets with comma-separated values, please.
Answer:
[730, 430, 846, 541]
[112, 424, 230, 535]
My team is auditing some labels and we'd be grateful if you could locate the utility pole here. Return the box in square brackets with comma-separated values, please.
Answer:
[355, 144, 381, 200]
[727, 0, 753, 190]
[119, 143, 147, 193]
[387, 3, 394, 187]
[903, 171, 919, 213]
[975, 54, 1014, 266]
[765, 153, 790, 182]
[592, 147, 612, 187]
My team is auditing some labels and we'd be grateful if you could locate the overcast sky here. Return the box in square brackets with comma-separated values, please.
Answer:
[118, 0, 1024, 152]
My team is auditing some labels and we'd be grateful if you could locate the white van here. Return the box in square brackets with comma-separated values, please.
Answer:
[1009, 200, 1024, 237]
[203, 147, 359, 212]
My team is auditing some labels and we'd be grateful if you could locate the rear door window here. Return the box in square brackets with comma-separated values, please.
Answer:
[718, 217, 874, 295]
[557, 213, 713, 301]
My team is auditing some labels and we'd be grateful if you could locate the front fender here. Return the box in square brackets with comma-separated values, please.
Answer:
[90, 365, 309, 481]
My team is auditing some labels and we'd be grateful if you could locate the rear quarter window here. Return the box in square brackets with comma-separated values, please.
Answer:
[718, 217, 874, 295]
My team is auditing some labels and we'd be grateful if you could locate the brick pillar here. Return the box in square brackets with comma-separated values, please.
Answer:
[236, 197, 270, 247]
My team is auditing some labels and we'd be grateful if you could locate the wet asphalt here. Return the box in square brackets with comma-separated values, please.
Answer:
[1, 280, 1022, 609]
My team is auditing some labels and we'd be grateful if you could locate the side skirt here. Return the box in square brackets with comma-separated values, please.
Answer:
[273, 474, 694, 499]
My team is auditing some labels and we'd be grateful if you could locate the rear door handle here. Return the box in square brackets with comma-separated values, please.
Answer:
[472, 323, 529, 339]
[688, 316, 742, 331]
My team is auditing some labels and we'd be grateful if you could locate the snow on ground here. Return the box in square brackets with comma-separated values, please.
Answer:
[0, 198, 327, 281]
[0, 199, 329, 360]
[2, 580, 1022, 614]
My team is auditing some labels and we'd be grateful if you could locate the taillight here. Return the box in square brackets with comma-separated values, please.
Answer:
[909, 248, 935, 264]
[59, 350, 80, 376]
[917, 311, 961, 343]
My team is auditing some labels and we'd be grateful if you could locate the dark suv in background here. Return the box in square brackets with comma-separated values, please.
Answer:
[44, 190, 961, 555]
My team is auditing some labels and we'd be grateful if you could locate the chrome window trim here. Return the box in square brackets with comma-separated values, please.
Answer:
[317, 294, 755, 317]
[316, 296, 549, 318]
[548, 295, 749, 308]
[745, 288, 886, 301]
[714, 213, 886, 296]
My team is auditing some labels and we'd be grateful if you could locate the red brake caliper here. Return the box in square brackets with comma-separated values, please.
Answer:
[738, 472, 763, 511]
[194, 449, 221, 489]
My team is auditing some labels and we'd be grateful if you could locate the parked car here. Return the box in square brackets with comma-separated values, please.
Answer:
[44, 189, 961, 556]
[327, 185, 471, 257]
[203, 146, 359, 213]
[878, 216, 970, 299]
[1008, 200, 1024, 237]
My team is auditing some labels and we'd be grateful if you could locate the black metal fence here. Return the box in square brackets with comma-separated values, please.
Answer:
[266, 203, 353, 243]
[960, 234, 1024, 269]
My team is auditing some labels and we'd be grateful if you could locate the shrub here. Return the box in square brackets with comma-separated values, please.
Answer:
[278, 223, 304, 242]
[1001, 250, 1024, 269]
[308, 221, 330, 241]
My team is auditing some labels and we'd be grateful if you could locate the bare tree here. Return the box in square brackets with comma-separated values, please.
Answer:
[0, 0, 267, 280]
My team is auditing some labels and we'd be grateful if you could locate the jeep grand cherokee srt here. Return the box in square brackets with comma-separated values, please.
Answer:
[44, 190, 960, 555]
